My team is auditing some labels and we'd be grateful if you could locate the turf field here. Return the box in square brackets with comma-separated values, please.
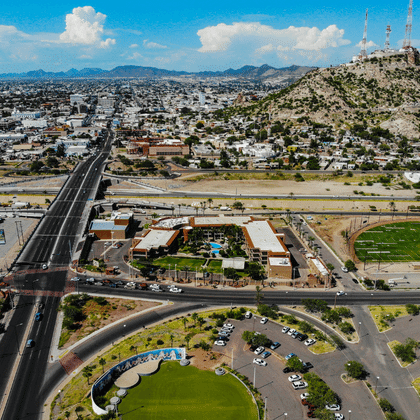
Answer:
[118, 362, 258, 420]
[153, 256, 206, 271]
[354, 222, 420, 262]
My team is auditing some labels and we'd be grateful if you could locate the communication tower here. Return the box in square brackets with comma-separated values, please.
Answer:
[384, 25, 391, 50]
[403, 0, 413, 50]
[360, 9, 369, 58]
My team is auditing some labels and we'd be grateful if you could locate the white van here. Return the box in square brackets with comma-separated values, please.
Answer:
[245, 311, 252, 319]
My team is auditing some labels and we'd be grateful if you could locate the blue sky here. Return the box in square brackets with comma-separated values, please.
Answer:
[0, 1, 417, 73]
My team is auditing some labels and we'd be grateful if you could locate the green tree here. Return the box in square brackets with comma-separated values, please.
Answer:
[379, 398, 395, 413]
[232, 201, 245, 214]
[385, 413, 406, 420]
[191, 312, 198, 326]
[394, 338, 419, 363]
[286, 356, 305, 372]
[82, 366, 93, 384]
[406, 304, 419, 316]
[255, 285, 264, 305]
[339, 321, 355, 334]
[182, 317, 188, 330]
[344, 259, 356, 271]
[99, 358, 106, 373]
[345, 360, 365, 379]
[169, 333, 174, 347]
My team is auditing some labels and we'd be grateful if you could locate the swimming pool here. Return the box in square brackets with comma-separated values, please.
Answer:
[211, 250, 220, 254]
[209, 242, 222, 249]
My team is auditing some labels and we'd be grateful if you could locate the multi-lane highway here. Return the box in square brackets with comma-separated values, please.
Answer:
[17, 132, 112, 268]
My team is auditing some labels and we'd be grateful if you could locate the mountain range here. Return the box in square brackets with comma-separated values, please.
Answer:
[0, 64, 314, 81]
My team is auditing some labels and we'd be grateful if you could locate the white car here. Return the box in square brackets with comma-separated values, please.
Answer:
[341, 266, 349, 273]
[288, 374, 302, 382]
[304, 338, 316, 346]
[287, 328, 296, 336]
[292, 381, 308, 390]
[253, 358, 267, 366]
[326, 404, 341, 411]
[334, 414, 344, 420]
[169, 287, 182, 293]
[300, 393, 310, 400]
[254, 346, 265, 355]
[223, 323, 234, 329]
[70, 277, 80, 282]
[214, 340, 226, 346]
[282, 326, 290, 334]
[260, 317, 268, 324]
[336, 291, 345, 296]
[42, 264, 48, 270]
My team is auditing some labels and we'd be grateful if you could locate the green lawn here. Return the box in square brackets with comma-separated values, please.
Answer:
[354, 222, 420, 262]
[206, 260, 223, 273]
[153, 256, 206, 271]
[118, 362, 258, 420]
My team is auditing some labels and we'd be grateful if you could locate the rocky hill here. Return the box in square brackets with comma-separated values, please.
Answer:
[235, 52, 420, 139]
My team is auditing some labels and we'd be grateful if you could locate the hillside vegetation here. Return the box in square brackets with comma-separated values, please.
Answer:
[232, 53, 420, 139]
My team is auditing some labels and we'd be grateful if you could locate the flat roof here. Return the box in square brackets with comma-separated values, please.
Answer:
[135, 229, 177, 251]
[90, 221, 126, 231]
[244, 221, 287, 253]
[193, 215, 252, 226]
[312, 258, 329, 276]
[222, 258, 246, 270]
[269, 257, 291, 267]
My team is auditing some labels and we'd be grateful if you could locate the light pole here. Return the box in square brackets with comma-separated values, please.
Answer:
[375, 376, 380, 394]
[231, 348, 234, 369]
[58, 389, 61, 404]
[253, 316, 256, 332]
[264, 397, 267, 420]
[358, 321, 361, 339]
[348, 410, 351, 420]
[253, 365, 256, 387]
[175, 264, 177, 282]
[14, 323, 23, 355]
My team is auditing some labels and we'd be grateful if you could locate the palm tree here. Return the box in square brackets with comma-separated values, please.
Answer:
[99, 357, 106, 373]
[82, 366, 93, 385]
[182, 317, 188, 330]
[169, 334, 174, 347]
[255, 285, 264, 306]
[191, 312, 198, 326]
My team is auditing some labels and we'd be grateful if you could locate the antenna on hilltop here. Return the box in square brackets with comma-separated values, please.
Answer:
[360, 9, 369, 58]
[403, 0, 413, 50]
[385, 25, 391, 50]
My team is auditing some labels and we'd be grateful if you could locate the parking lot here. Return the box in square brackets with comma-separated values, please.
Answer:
[213, 314, 383, 420]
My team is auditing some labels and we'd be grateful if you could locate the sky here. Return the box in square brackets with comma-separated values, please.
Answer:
[0, 1, 417, 73]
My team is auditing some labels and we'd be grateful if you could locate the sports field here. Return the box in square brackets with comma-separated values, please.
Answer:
[118, 362, 258, 420]
[354, 222, 420, 262]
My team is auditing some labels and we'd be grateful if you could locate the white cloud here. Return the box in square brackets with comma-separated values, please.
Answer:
[79, 54, 92, 59]
[355, 40, 378, 48]
[100, 38, 116, 48]
[129, 43, 139, 48]
[128, 52, 143, 60]
[255, 44, 275, 54]
[155, 56, 171, 64]
[197, 22, 350, 53]
[59, 6, 112, 45]
[143, 39, 168, 49]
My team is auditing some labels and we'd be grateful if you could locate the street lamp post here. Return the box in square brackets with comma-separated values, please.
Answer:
[253, 365, 256, 387]
[14, 323, 23, 355]
[375, 376, 380, 394]
[348, 410, 351, 420]
[264, 397, 267, 420]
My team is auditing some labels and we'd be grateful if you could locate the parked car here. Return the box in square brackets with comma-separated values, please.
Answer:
[297, 333, 308, 342]
[334, 414, 344, 420]
[223, 323, 234, 329]
[303, 362, 314, 370]
[217, 336, 229, 342]
[291, 331, 299, 339]
[214, 340, 226, 346]
[300, 393, 310, 400]
[283, 367, 293, 373]
[270, 342, 280, 349]
[304, 339, 316, 346]
[253, 358, 267, 366]
[282, 326, 290, 334]
[260, 317, 268, 324]
[261, 351, 271, 359]
[287, 328, 296, 336]
[341, 266, 349, 273]
[285, 353, 297, 360]
[245, 311, 252, 319]
[326, 404, 341, 411]
[288, 374, 302, 382]
[292, 381, 308, 390]
[254, 346, 265, 355]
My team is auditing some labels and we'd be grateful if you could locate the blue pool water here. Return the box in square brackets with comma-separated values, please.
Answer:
[209, 242, 222, 249]
[211, 250, 220, 254]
